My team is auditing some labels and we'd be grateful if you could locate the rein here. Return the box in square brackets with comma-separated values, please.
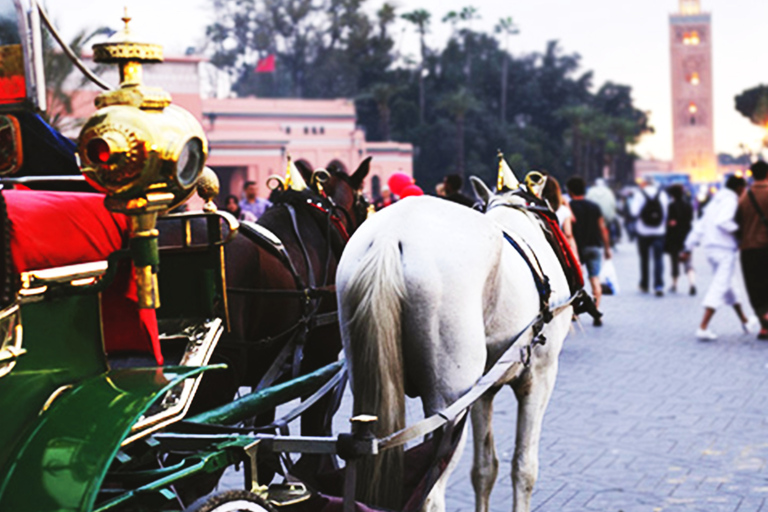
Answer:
[308, 199, 352, 241]
[377, 192, 590, 451]
[378, 289, 585, 451]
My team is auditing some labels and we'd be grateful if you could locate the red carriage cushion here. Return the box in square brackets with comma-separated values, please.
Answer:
[3, 190, 162, 365]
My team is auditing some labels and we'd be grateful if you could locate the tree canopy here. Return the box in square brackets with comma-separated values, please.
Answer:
[206, 0, 651, 192]
[735, 85, 768, 129]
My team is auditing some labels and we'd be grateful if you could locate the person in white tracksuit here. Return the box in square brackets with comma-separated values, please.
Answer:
[684, 175, 759, 340]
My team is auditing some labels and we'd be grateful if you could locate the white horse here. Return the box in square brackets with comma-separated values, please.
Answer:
[336, 179, 573, 512]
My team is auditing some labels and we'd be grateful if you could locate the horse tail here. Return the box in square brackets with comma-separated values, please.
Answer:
[342, 237, 406, 510]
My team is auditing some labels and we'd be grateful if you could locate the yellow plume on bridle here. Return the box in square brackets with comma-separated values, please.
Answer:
[284, 154, 308, 191]
[496, 150, 520, 191]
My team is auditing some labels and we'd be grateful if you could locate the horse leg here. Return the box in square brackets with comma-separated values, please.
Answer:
[299, 325, 340, 438]
[470, 390, 500, 512]
[422, 424, 468, 512]
[510, 361, 558, 512]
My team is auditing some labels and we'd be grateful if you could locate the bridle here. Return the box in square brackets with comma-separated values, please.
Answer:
[324, 174, 369, 238]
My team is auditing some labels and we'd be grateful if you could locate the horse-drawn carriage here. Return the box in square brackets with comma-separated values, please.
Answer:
[0, 3, 598, 511]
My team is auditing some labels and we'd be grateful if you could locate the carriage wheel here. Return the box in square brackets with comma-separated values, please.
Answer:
[184, 490, 276, 512]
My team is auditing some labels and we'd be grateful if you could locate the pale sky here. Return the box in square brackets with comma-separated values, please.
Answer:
[49, 0, 768, 161]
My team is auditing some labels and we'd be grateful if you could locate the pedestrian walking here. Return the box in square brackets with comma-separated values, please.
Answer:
[543, 176, 579, 263]
[629, 178, 668, 296]
[566, 176, 611, 326]
[620, 189, 638, 242]
[225, 195, 257, 222]
[665, 184, 696, 295]
[685, 175, 757, 340]
[374, 186, 396, 210]
[239, 180, 272, 219]
[586, 178, 619, 246]
[441, 174, 475, 207]
[737, 160, 768, 340]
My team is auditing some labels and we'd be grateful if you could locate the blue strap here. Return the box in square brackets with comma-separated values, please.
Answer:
[502, 231, 552, 318]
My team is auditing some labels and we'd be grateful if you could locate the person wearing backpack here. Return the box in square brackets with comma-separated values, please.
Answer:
[737, 160, 768, 340]
[629, 178, 669, 296]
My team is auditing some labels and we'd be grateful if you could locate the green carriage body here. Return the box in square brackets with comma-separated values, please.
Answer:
[0, 211, 234, 512]
[0, 3, 349, 510]
[0, 2, 240, 507]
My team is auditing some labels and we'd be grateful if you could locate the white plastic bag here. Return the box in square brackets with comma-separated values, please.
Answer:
[600, 258, 620, 295]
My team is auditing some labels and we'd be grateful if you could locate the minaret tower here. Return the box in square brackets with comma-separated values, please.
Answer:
[670, 0, 716, 182]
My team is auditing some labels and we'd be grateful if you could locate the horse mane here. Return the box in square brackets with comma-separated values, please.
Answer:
[262, 188, 347, 257]
[267, 188, 322, 208]
[329, 168, 353, 184]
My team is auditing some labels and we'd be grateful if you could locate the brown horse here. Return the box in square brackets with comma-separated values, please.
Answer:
[192, 158, 371, 441]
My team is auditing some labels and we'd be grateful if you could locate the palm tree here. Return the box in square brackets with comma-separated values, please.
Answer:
[558, 105, 601, 178]
[361, 83, 403, 141]
[442, 6, 480, 84]
[401, 9, 431, 124]
[439, 87, 481, 176]
[495, 17, 519, 125]
[377, 3, 397, 40]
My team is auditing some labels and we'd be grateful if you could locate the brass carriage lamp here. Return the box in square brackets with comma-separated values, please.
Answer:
[77, 10, 208, 308]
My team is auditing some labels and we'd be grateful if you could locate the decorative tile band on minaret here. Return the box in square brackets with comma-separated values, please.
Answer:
[670, 0, 716, 183]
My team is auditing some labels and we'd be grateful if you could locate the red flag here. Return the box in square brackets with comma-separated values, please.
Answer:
[255, 54, 276, 73]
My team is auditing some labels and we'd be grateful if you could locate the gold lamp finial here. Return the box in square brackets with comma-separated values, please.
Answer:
[121, 7, 131, 32]
[197, 167, 220, 212]
[91, 9, 165, 98]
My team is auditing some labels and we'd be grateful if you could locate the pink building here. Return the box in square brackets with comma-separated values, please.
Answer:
[64, 56, 413, 200]
[202, 97, 413, 200]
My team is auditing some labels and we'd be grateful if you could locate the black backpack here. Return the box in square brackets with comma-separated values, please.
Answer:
[640, 189, 664, 227]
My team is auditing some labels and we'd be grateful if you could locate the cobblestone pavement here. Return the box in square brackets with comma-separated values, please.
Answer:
[224, 241, 768, 512]
[442, 242, 768, 512]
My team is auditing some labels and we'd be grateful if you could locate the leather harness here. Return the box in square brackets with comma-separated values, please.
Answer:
[489, 188, 599, 342]
[225, 192, 359, 393]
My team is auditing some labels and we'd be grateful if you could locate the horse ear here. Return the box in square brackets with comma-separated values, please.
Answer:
[294, 160, 314, 188]
[470, 176, 492, 207]
[350, 157, 372, 190]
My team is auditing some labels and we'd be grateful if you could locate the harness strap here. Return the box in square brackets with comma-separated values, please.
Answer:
[285, 204, 316, 288]
[379, 291, 581, 451]
[502, 231, 552, 322]
[253, 328, 303, 392]
[306, 201, 350, 242]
